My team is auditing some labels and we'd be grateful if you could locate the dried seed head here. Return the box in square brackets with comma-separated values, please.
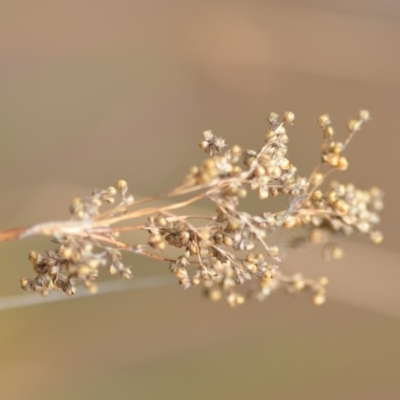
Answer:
[268, 112, 280, 125]
[107, 186, 117, 197]
[313, 293, 326, 306]
[121, 268, 133, 280]
[333, 199, 349, 215]
[318, 114, 331, 128]
[108, 264, 118, 275]
[370, 231, 383, 244]
[283, 111, 295, 124]
[125, 194, 135, 205]
[293, 279, 305, 290]
[324, 153, 340, 167]
[265, 129, 277, 143]
[324, 244, 344, 261]
[15, 109, 381, 309]
[319, 276, 329, 286]
[312, 190, 323, 201]
[323, 126, 334, 139]
[331, 142, 344, 154]
[20, 277, 30, 290]
[359, 109, 370, 122]
[337, 156, 349, 171]
[208, 288, 222, 302]
[65, 285, 76, 296]
[117, 179, 128, 192]
[348, 119, 362, 132]
[311, 172, 324, 187]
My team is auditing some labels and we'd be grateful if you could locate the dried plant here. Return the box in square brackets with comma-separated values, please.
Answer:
[0, 110, 384, 307]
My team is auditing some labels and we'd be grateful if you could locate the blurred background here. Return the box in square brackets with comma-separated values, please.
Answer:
[1, 1, 400, 399]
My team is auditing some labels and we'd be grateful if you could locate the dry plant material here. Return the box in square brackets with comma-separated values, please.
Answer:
[0, 110, 384, 307]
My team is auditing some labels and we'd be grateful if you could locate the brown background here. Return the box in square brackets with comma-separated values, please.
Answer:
[0, 1, 399, 399]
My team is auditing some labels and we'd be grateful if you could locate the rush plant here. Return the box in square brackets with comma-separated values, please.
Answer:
[0, 111, 383, 307]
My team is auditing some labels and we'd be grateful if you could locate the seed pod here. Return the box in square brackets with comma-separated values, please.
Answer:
[318, 114, 331, 128]
[283, 111, 295, 124]
[313, 293, 326, 306]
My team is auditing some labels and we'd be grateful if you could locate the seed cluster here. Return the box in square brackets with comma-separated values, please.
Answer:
[17, 110, 383, 307]
[20, 182, 134, 296]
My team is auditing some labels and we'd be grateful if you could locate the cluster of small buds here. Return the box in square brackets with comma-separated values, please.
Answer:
[283, 273, 329, 306]
[318, 110, 370, 172]
[289, 182, 384, 238]
[281, 111, 383, 260]
[318, 114, 348, 171]
[20, 181, 134, 296]
[13, 110, 383, 308]
[199, 130, 227, 156]
[69, 179, 134, 221]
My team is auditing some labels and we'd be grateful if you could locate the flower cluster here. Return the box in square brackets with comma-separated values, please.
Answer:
[0, 110, 383, 307]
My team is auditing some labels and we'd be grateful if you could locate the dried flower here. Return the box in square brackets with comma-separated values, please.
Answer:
[0, 110, 384, 308]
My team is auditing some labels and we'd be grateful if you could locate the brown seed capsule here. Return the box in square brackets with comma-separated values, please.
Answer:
[333, 199, 349, 215]
[121, 269, 133, 280]
[153, 241, 166, 251]
[312, 190, 323, 201]
[311, 172, 324, 187]
[60, 247, 72, 259]
[87, 283, 98, 294]
[237, 188, 247, 198]
[268, 112, 280, 125]
[359, 110, 370, 121]
[269, 246, 279, 257]
[283, 215, 297, 229]
[199, 140, 208, 150]
[283, 111, 295, 124]
[323, 126, 334, 139]
[69, 197, 82, 212]
[324, 153, 340, 167]
[370, 231, 383, 244]
[267, 165, 282, 179]
[293, 278, 305, 290]
[245, 263, 257, 274]
[149, 234, 162, 244]
[313, 293, 326, 306]
[269, 188, 279, 197]
[175, 268, 188, 280]
[259, 188, 269, 200]
[65, 286, 76, 296]
[155, 214, 167, 227]
[331, 142, 344, 154]
[348, 119, 361, 132]
[124, 194, 134, 205]
[108, 264, 118, 275]
[117, 179, 128, 191]
[279, 158, 291, 170]
[310, 228, 328, 245]
[324, 244, 344, 260]
[265, 129, 277, 143]
[28, 251, 38, 262]
[107, 186, 117, 197]
[337, 156, 349, 171]
[319, 276, 329, 286]
[20, 277, 30, 290]
[235, 294, 245, 306]
[191, 276, 201, 286]
[231, 144, 242, 156]
[254, 166, 266, 177]
[318, 114, 331, 128]
[208, 288, 222, 302]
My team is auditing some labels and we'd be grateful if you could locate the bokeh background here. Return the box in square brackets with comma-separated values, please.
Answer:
[1, 1, 400, 399]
